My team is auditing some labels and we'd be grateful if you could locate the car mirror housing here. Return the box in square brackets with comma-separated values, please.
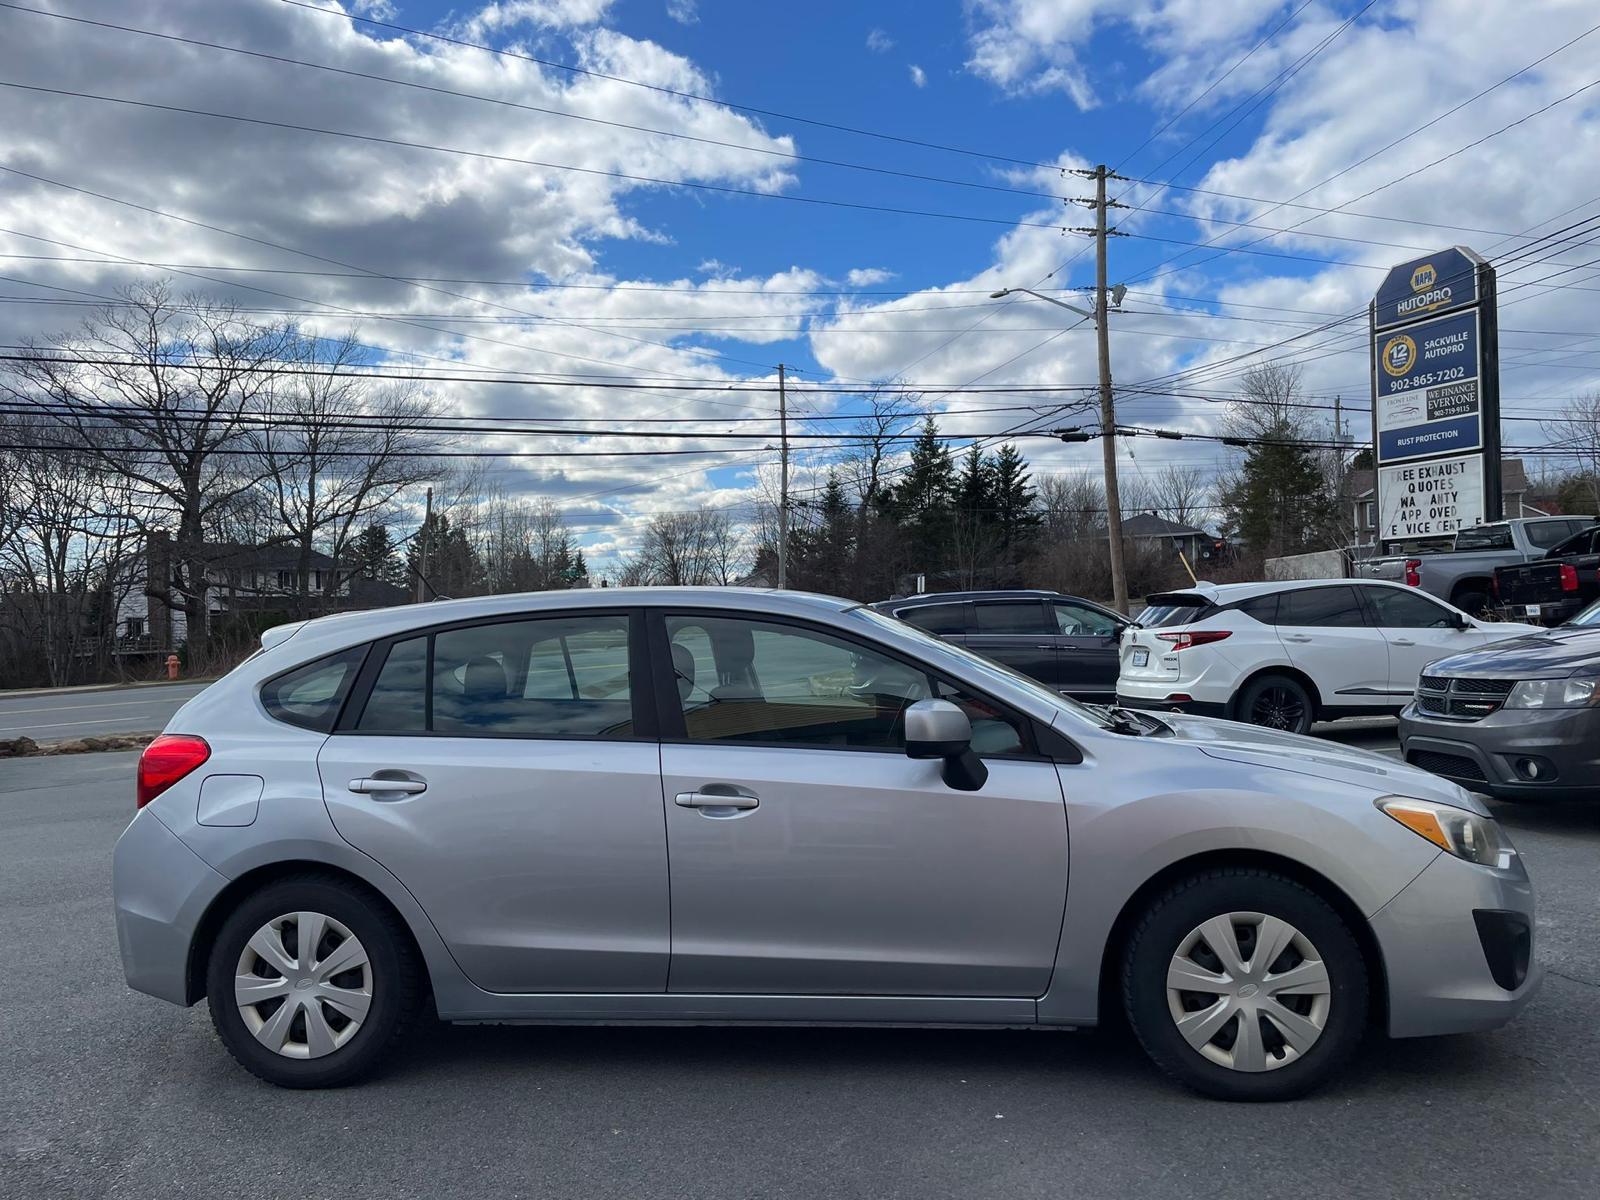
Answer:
[904, 699, 988, 791]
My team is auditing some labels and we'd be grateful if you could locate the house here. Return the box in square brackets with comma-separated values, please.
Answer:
[1116, 513, 1222, 563]
[1342, 457, 1532, 557]
[115, 532, 359, 652]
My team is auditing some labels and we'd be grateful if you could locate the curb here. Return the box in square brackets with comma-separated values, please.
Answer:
[0, 678, 218, 701]
[0, 731, 159, 759]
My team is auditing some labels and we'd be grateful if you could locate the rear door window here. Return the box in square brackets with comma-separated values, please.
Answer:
[973, 600, 1050, 634]
[1277, 586, 1368, 627]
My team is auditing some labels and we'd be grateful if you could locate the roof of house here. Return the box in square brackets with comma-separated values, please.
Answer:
[1119, 512, 1210, 539]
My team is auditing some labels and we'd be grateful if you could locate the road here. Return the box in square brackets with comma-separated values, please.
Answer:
[3, 736, 1598, 1199]
[0, 682, 208, 741]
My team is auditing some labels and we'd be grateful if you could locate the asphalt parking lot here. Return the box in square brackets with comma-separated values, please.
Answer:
[4, 728, 1599, 1199]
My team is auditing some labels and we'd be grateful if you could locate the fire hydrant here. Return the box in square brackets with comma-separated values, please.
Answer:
[165, 654, 180, 681]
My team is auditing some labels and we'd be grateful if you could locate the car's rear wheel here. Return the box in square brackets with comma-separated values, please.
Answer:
[1236, 674, 1315, 735]
[1121, 868, 1368, 1101]
[206, 875, 422, 1088]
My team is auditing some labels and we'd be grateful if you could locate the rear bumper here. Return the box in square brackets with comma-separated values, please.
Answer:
[112, 809, 230, 1006]
[1372, 851, 1541, 1038]
[1115, 675, 1230, 718]
[1398, 703, 1600, 801]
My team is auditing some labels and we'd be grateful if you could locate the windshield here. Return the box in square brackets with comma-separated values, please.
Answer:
[1453, 524, 1512, 551]
[850, 605, 1117, 731]
[1566, 598, 1600, 628]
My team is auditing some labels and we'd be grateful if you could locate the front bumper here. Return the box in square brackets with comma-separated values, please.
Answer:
[1372, 850, 1541, 1038]
[113, 808, 230, 1006]
[1398, 701, 1600, 801]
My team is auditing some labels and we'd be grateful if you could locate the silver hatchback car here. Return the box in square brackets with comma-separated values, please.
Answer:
[114, 588, 1538, 1099]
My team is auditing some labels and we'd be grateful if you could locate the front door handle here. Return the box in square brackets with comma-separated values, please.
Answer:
[349, 776, 427, 796]
[675, 790, 759, 810]
[1284, 635, 1313, 643]
[1390, 638, 1417, 646]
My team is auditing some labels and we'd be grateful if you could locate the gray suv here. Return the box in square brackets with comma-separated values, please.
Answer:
[114, 588, 1537, 1099]
[1399, 610, 1600, 801]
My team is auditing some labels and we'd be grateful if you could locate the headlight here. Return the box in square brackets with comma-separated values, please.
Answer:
[1376, 796, 1517, 869]
[1504, 678, 1599, 708]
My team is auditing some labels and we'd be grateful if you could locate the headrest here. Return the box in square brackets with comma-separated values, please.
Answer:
[671, 642, 696, 701]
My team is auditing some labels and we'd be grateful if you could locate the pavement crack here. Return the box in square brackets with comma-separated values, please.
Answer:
[1547, 967, 1600, 989]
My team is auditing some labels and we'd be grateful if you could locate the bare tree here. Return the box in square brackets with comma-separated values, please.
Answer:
[633, 507, 746, 585]
[2, 283, 296, 662]
[251, 332, 441, 614]
[1142, 463, 1213, 528]
[1544, 393, 1600, 513]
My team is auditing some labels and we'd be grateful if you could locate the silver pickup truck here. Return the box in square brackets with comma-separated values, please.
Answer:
[1358, 516, 1595, 614]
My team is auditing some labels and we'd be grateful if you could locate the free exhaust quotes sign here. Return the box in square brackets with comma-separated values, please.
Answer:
[1377, 455, 1484, 541]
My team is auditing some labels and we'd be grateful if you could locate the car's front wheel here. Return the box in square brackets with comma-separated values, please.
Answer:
[206, 874, 423, 1088]
[1122, 868, 1368, 1100]
[1235, 674, 1315, 735]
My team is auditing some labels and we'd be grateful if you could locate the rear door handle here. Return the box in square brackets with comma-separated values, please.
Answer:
[1284, 635, 1312, 643]
[349, 776, 427, 796]
[675, 790, 759, 810]
[1390, 638, 1417, 646]
[1036, 643, 1060, 650]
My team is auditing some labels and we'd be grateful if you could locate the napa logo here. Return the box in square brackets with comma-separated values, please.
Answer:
[1398, 261, 1452, 317]
[1382, 334, 1416, 377]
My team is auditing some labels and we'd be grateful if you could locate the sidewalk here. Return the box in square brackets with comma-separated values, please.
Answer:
[0, 677, 219, 702]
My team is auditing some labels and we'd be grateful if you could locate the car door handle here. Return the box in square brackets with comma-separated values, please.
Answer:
[348, 776, 427, 796]
[675, 790, 759, 810]
[1283, 634, 1313, 643]
[1390, 638, 1417, 646]
[1037, 643, 1061, 650]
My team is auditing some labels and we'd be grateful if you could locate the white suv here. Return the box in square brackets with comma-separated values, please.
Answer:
[1116, 579, 1538, 734]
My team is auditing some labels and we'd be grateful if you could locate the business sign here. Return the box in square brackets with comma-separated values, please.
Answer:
[1370, 245, 1499, 549]
[1377, 455, 1484, 541]
[1373, 246, 1481, 330]
[1374, 309, 1481, 463]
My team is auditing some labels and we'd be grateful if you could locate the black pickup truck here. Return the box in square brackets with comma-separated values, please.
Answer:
[1493, 523, 1600, 624]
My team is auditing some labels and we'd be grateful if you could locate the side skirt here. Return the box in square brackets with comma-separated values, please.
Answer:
[435, 993, 1040, 1026]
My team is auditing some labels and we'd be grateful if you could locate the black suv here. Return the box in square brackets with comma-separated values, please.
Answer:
[871, 590, 1127, 698]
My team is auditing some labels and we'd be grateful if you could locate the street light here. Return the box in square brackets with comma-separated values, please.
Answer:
[990, 280, 1130, 613]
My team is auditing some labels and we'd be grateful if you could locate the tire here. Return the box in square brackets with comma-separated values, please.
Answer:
[1235, 674, 1315, 735]
[1121, 868, 1368, 1101]
[1452, 589, 1489, 617]
[206, 874, 423, 1088]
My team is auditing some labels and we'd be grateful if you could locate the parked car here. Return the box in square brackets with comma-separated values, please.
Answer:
[871, 589, 1128, 698]
[1117, 579, 1539, 734]
[114, 587, 1537, 1100]
[1492, 522, 1600, 625]
[1358, 516, 1594, 615]
[1399, 600, 1600, 801]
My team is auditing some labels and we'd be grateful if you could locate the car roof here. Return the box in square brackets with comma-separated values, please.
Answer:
[1141, 578, 1427, 607]
[880, 589, 1083, 607]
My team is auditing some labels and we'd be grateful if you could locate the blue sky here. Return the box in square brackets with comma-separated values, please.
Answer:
[2, 0, 1598, 566]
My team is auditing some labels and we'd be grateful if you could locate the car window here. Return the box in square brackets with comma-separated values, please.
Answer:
[358, 636, 427, 732]
[1454, 524, 1513, 551]
[1364, 587, 1458, 629]
[934, 679, 1028, 756]
[666, 614, 929, 749]
[1052, 600, 1119, 636]
[260, 646, 366, 732]
[1234, 593, 1280, 625]
[1526, 520, 1591, 549]
[1136, 596, 1216, 627]
[355, 615, 634, 738]
[1276, 586, 1368, 628]
[1545, 528, 1597, 557]
[898, 602, 967, 635]
[973, 600, 1050, 635]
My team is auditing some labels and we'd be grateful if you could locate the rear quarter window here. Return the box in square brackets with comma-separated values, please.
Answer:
[260, 645, 368, 732]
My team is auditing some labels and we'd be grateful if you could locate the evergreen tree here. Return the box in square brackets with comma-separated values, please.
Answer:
[891, 416, 957, 575]
[351, 523, 401, 584]
[405, 512, 484, 598]
[1219, 433, 1334, 557]
[990, 442, 1042, 583]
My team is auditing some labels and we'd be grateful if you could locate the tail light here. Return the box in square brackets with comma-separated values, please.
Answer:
[1155, 630, 1232, 651]
[1560, 563, 1579, 592]
[1404, 559, 1421, 588]
[136, 734, 210, 809]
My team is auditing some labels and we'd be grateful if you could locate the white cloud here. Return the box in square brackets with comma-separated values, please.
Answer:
[909, 64, 928, 87]
[866, 28, 895, 53]
[462, 0, 615, 38]
[666, 0, 700, 26]
[846, 268, 897, 286]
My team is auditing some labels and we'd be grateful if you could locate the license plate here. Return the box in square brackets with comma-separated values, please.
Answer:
[1525, 604, 1542, 617]
[1132, 648, 1149, 667]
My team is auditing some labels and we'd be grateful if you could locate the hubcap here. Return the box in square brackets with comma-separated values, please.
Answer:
[234, 911, 372, 1059]
[1251, 687, 1304, 731]
[1165, 911, 1331, 1073]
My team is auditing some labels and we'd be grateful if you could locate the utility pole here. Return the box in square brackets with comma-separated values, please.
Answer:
[777, 363, 789, 589]
[1093, 164, 1129, 615]
[414, 485, 432, 603]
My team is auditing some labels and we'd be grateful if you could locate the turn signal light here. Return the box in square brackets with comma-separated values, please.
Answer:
[136, 734, 211, 809]
[1155, 630, 1232, 651]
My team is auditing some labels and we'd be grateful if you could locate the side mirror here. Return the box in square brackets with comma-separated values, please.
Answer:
[1454, 613, 1473, 630]
[904, 699, 988, 791]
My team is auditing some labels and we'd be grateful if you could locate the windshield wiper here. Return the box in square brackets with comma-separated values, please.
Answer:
[1088, 703, 1146, 735]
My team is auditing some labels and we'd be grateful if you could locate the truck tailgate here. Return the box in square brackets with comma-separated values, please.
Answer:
[1495, 562, 1565, 605]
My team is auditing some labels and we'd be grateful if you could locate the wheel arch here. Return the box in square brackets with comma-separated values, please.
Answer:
[184, 860, 430, 1007]
[1448, 578, 1492, 608]
[1227, 664, 1323, 721]
[1094, 848, 1388, 1034]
